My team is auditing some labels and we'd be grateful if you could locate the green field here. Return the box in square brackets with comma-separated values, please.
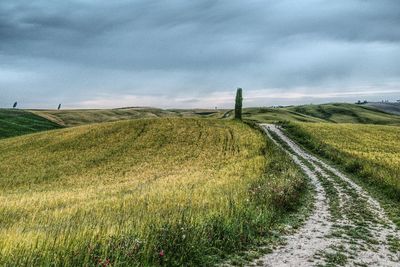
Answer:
[0, 109, 61, 139]
[283, 122, 400, 224]
[244, 103, 400, 125]
[0, 118, 304, 266]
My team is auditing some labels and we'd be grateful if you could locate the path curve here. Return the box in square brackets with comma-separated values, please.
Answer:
[250, 124, 400, 267]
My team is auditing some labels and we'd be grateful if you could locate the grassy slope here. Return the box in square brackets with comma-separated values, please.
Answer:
[243, 107, 325, 123]
[0, 109, 61, 139]
[0, 118, 304, 266]
[31, 108, 229, 127]
[244, 103, 400, 125]
[290, 103, 400, 124]
[283, 122, 400, 226]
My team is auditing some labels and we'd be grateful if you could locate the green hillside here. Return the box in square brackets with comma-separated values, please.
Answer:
[243, 107, 325, 123]
[0, 109, 62, 139]
[244, 103, 400, 125]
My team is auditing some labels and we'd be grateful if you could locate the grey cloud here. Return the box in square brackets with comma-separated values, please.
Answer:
[0, 0, 399, 108]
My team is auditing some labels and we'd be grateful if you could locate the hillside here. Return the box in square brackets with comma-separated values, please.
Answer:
[365, 102, 400, 115]
[0, 118, 304, 266]
[243, 107, 325, 123]
[28, 103, 400, 129]
[0, 109, 62, 139]
[31, 108, 228, 127]
[244, 103, 400, 125]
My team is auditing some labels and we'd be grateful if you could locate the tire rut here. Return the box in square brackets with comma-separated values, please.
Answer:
[251, 124, 400, 267]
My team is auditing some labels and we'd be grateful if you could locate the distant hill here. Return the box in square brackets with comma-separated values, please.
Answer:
[365, 102, 400, 115]
[31, 108, 228, 127]
[2, 103, 400, 140]
[244, 103, 400, 125]
[0, 109, 62, 139]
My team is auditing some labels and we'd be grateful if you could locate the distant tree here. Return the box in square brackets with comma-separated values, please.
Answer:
[58, 104, 62, 110]
[234, 88, 243, 120]
[13, 102, 17, 108]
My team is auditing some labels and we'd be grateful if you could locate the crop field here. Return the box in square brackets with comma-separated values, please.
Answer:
[0, 109, 61, 139]
[31, 108, 229, 127]
[0, 118, 304, 266]
[283, 122, 400, 202]
[289, 103, 400, 124]
[244, 103, 400, 125]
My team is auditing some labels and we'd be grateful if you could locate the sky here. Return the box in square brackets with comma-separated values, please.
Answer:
[1, 0, 400, 109]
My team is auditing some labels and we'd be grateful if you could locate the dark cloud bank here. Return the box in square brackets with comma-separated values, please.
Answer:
[1, 0, 399, 108]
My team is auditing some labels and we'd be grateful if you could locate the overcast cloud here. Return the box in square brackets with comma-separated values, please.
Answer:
[1, 0, 400, 108]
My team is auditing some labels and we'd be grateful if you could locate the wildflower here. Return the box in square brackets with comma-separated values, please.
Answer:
[103, 259, 111, 266]
[159, 250, 165, 257]
[97, 258, 110, 267]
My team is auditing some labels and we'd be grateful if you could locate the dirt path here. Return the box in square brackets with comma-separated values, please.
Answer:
[251, 124, 400, 267]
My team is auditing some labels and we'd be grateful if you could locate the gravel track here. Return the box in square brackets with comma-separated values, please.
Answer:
[251, 124, 400, 267]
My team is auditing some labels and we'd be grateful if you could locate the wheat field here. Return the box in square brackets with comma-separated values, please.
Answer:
[0, 118, 303, 266]
[284, 122, 400, 200]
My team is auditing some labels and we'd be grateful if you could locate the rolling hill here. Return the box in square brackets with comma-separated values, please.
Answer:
[31, 107, 228, 127]
[2, 103, 400, 141]
[2, 102, 400, 265]
[365, 102, 400, 115]
[244, 103, 400, 125]
[0, 117, 304, 266]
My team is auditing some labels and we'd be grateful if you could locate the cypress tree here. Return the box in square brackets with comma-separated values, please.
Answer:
[234, 88, 243, 120]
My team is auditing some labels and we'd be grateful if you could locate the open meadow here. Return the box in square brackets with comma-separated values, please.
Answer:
[0, 117, 304, 266]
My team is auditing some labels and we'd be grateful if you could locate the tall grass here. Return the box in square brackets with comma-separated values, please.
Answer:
[282, 122, 400, 201]
[0, 118, 304, 266]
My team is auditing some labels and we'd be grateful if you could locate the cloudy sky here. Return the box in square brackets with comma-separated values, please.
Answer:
[1, 0, 400, 109]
